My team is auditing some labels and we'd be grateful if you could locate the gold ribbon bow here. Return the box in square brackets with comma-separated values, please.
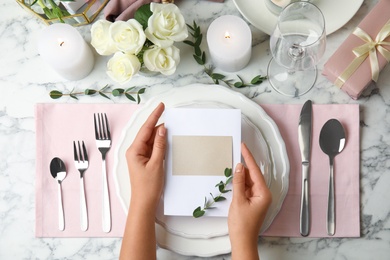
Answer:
[335, 21, 390, 88]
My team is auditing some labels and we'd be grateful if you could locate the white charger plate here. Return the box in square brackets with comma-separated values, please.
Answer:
[233, 0, 363, 35]
[113, 84, 290, 256]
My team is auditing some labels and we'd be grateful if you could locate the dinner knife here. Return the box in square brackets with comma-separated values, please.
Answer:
[298, 100, 312, 237]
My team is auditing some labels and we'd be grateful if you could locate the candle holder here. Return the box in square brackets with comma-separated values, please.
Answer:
[15, 0, 108, 27]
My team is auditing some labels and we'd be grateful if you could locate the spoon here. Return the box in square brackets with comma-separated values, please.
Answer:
[50, 157, 67, 231]
[319, 119, 346, 236]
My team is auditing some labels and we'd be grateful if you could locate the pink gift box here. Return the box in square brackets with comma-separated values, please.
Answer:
[322, 0, 390, 99]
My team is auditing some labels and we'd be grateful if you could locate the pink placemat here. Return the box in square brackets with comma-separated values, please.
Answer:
[35, 104, 138, 237]
[35, 103, 360, 238]
[261, 104, 360, 237]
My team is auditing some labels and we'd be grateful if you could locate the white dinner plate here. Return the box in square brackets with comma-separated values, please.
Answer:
[233, 0, 364, 35]
[113, 84, 290, 256]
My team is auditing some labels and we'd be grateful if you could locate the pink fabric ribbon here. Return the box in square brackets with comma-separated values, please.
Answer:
[104, 0, 224, 22]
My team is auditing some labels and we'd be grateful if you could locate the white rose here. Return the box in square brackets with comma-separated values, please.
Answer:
[109, 19, 146, 55]
[106, 52, 141, 84]
[145, 3, 188, 48]
[91, 20, 117, 56]
[143, 45, 180, 76]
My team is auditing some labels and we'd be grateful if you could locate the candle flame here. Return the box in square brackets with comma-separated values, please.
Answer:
[224, 32, 231, 39]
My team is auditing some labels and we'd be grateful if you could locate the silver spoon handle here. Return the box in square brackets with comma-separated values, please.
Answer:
[327, 163, 335, 236]
[58, 182, 65, 231]
[80, 177, 88, 231]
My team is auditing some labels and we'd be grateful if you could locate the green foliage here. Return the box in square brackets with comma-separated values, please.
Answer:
[49, 85, 146, 103]
[134, 3, 152, 30]
[192, 168, 233, 218]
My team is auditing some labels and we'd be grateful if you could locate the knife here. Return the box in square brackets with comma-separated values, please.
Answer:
[298, 100, 312, 236]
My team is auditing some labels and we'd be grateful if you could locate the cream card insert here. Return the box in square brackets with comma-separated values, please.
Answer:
[164, 108, 241, 217]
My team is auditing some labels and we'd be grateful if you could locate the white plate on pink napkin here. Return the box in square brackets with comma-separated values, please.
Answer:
[233, 0, 363, 35]
[113, 84, 290, 256]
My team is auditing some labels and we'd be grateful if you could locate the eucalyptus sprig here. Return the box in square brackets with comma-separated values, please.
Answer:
[185, 21, 267, 88]
[49, 84, 146, 103]
[193, 168, 233, 218]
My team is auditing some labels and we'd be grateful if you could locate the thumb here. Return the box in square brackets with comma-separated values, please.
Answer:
[232, 163, 246, 202]
[150, 125, 167, 165]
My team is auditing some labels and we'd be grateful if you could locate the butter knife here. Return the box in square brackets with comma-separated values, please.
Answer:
[298, 100, 312, 236]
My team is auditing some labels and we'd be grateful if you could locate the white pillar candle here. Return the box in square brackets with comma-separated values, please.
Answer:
[37, 24, 94, 81]
[207, 15, 252, 72]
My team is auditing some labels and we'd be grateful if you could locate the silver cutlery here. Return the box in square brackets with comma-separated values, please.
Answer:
[73, 141, 89, 232]
[298, 100, 312, 237]
[94, 113, 112, 233]
[49, 157, 67, 231]
[319, 119, 346, 236]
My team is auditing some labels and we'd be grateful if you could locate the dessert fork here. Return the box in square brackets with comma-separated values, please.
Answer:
[73, 141, 89, 231]
[94, 113, 112, 233]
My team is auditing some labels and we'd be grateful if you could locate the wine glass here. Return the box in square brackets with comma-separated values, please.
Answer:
[268, 1, 326, 97]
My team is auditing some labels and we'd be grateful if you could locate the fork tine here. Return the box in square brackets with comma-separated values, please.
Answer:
[82, 141, 88, 161]
[94, 113, 99, 140]
[73, 141, 79, 162]
[104, 113, 111, 140]
[77, 141, 84, 162]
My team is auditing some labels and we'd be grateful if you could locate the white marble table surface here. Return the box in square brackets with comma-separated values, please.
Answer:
[1, 0, 390, 259]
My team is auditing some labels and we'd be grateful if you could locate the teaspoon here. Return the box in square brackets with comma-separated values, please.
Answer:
[50, 157, 67, 231]
[319, 119, 346, 236]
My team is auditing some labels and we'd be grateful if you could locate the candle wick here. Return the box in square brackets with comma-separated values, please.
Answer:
[60, 41, 65, 47]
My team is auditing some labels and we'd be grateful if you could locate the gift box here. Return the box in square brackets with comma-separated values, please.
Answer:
[322, 0, 390, 99]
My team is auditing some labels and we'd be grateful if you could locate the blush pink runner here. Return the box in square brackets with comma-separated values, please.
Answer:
[35, 103, 360, 238]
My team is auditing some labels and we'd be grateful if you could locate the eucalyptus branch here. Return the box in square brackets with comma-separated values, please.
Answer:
[185, 21, 267, 88]
[49, 84, 146, 104]
[193, 168, 233, 218]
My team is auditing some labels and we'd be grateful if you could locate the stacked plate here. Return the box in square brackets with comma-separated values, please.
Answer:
[113, 84, 290, 257]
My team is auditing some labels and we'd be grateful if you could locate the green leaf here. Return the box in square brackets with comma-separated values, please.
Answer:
[214, 196, 226, 202]
[99, 92, 110, 100]
[211, 73, 225, 80]
[134, 3, 152, 30]
[195, 33, 202, 46]
[224, 168, 232, 177]
[49, 90, 63, 99]
[183, 40, 195, 47]
[125, 93, 136, 102]
[193, 55, 204, 65]
[70, 94, 78, 100]
[215, 180, 224, 187]
[85, 89, 96, 95]
[234, 81, 244, 88]
[125, 87, 135, 92]
[201, 51, 206, 64]
[218, 184, 225, 193]
[193, 207, 205, 218]
[112, 88, 124, 97]
[187, 23, 195, 31]
[194, 45, 201, 57]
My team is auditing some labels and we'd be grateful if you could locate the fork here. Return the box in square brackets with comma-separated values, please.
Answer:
[94, 113, 112, 233]
[73, 141, 89, 232]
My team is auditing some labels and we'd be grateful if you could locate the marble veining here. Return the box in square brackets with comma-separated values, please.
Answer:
[1, 0, 390, 259]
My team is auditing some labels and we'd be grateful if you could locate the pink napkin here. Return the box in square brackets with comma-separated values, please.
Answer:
[104, 0, 224, 22]
[35, 103, 360, 238]
[261, 104, 360, 237]
[35, 103, 138, 237]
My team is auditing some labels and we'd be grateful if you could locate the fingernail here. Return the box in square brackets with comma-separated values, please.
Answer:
[235, 163, 243, 173]
[158, 126, 166, 137]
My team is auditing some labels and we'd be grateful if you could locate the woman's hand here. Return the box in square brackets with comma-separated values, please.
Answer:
[125, 102, 166, 210]
[228, 143, 272, 260]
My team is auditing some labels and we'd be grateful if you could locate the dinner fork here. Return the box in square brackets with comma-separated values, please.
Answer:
[94, 113, 112, 233]
[73, 141, 89, 232]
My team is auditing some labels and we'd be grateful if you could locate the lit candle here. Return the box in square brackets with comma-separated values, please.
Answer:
[37, 24, 94, 81]
[207, 15, 252, 72]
